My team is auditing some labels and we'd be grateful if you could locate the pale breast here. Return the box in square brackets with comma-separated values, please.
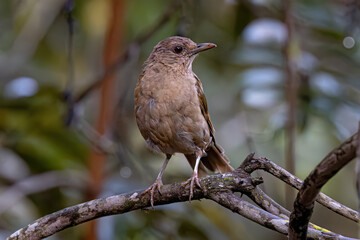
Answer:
[134, 68, 211, 155]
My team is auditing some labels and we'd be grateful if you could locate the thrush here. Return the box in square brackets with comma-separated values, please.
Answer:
[134, 36, 234, 208]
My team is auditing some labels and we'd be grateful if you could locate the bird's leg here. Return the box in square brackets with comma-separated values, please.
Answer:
[144, 154, 171, 209]
[182, 153, 202, 201]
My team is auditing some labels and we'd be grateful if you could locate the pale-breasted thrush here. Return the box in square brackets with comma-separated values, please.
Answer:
[134, 36, 234, 208]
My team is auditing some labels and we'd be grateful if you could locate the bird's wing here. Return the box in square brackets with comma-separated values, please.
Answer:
[134, 72, 144, 98]
[193, 74, 233, 171]
[193, 74, 215, 137]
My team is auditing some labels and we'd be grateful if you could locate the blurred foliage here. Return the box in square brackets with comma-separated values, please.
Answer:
[0, 0, 360, 239]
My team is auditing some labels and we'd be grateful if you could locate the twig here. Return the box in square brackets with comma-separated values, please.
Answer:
[288, 133, 358, 239]
[209, 192, 289, 235]
[247, 186, 291, 217]
[209, 192, 357, 240]
[0, 171, 85, 215]
[241, 149, 359, 222]
[76, 118, 118, 155]
[63, 0, 75, 125]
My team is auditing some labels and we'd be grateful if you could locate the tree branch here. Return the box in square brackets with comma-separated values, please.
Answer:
[247, 186, 291, 217]
[242, 150, 359, 222]
[6, 169, 260, 240]
[7, 135, 359, 240]
[0, 171, 84, 216]
[289, 133, 358, 239]
[209, 192, 357, 240]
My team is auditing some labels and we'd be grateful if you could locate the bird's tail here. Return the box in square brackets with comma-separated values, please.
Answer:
[185, 143, 234, 177]
[202, 143, 234, 173]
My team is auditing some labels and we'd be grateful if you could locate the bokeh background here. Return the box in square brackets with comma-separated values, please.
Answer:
[1, 0, 360, 239]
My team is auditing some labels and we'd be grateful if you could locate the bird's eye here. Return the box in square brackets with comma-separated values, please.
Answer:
[173, 46, 183, 54]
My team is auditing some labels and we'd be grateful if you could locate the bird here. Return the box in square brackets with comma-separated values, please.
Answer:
[134, 36, 234, 208]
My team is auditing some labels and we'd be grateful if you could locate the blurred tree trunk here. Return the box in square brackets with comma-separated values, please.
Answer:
[284, 0, 297, 210]
[84, 0, 125, 239]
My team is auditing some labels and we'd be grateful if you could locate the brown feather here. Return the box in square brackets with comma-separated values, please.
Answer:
[194, 74, 215, 135]
[202, 143, 234, 173]
[193, 74, 234, 173]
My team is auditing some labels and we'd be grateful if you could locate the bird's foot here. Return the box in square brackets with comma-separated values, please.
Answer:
[182, 172, 201, 201]
[143, 178, 163, 209]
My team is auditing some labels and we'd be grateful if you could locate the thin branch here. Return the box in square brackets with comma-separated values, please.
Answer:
[210, 192, 289, 235]
[63, 0, 75, 125]
[241, 148, 359, 222]
[76, 118, 118, 156]
[288, 133, 358, 239]
[0, 171, 85, 215]
[209, 192, 357, 240]
[247, 186, 291, 218]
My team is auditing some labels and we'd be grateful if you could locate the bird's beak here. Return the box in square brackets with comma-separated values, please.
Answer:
[191, 43, 217, 55]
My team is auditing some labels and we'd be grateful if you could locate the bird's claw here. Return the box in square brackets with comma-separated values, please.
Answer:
[143, 179, 163, 209]
[182, 172, 201, 201]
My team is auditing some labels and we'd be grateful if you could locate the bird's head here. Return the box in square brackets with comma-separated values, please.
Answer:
[145, 36, 216, 71]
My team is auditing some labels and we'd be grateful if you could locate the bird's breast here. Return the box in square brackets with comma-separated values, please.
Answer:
[135, 70, 210, 154]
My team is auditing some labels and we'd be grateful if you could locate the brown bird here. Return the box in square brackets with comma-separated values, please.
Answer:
[134, 36, 234, 208]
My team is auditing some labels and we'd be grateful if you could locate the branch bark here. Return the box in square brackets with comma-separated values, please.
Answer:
[288, 133, 358, 239]
[242, 151, 359, 222]
[6, 170, 259, 240]
[209, 192, 356, 240]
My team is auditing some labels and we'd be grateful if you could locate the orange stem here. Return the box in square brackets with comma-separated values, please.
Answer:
[85, 0, 125, 239]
